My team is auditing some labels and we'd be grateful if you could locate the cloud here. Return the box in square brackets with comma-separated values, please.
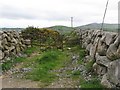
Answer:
[0, 5, 70, 21]
[0, 0, 119, 27]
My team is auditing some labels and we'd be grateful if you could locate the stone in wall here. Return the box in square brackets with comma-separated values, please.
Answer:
[101, 74, 115, 88]
[79, 30, 120, 88]
[86, 43, 92, 53]
[96, 53, 111, 67]
[105, 32, 116, 46]
[0, 50, 4, 60]
[114, 35, 120, 47]
[89, 44, 97, 59]
[24, 39, 31, 47]
[93, 63, 107, 76]
[0, 31, 27, 62]
[117, 44, 120, 54]
[107, 59, 120, 87]
[106, 43, 120, 61]
[97, 39, 108, 56]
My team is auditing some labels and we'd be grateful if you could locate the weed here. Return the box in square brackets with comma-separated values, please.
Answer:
[79, 49, 86, 60]
[2, 60, 13, 71]
[72, 70, 81, 76]
[2, 57, 25, 71]
[24, 46, 38, 55]
[85, 60, 94, 73]
[80, 77, 104, 88]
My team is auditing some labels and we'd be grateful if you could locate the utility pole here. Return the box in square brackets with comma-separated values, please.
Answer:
[101, 0, 109, 31]
[118, 1, 120, 35]
[71, 17, 73, 27]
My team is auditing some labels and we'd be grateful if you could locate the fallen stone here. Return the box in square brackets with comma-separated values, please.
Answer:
[20, 68, 32, 73]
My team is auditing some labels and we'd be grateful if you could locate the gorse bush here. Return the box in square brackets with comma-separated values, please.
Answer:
[21, 26, 65, 51]
[21, 26, 63, 48]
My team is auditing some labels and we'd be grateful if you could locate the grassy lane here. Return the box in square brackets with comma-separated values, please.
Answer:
[2, 45, 104, 88]
[22, 49, 70, 87]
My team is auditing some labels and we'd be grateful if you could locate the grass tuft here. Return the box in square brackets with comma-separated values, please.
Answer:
[2, 46, 38, 72]
[24, 50, 68, 86]
[80, 77, 104, 88]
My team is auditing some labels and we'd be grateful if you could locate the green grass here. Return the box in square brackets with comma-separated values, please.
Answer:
[2, 60, 13, 71]
[78, 48, 86, 65]
[85, 60, 94, 73]
[48, 25, 75, 34]
[2, 57, 25, 71]
[24, 46, 39, 55]
[1, 41, 103, 88]
[76, 23, 118, 32]
[67, 45, 104, 88]
[2, 46, 39, 72]
[72, 70, 81, 76]
[24, 50, 69, 86]
[71, 70, 81, 79]
[80, 77, 104, 89]
[71, 45, 86, 64]
[74, 75, 104, 89]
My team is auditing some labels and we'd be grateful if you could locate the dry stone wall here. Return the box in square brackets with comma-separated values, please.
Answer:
[79, 30, 120, 88]
[0, 31, 29, 63]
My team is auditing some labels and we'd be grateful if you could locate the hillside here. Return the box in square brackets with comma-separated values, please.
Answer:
[76, 23, 118, 32]
[0, 26, 75, 34]
[48, 25, 75, 34]
[1, 23, 118, 33]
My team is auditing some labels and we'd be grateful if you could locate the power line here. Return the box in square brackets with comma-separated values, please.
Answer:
[101, 0, 109, 31]
[94, 0, 110, 60]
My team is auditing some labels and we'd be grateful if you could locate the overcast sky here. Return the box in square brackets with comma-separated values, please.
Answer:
[0, 0, 119, 28]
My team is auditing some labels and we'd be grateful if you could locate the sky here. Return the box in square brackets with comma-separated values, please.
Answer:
[0, 0, 119, 28]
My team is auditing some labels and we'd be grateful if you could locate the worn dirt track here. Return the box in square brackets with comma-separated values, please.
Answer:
[2, 52, 80, 88]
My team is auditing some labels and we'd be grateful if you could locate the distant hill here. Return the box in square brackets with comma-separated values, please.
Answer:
[48, 25, 75, 34]
[76, 23, 118, 32]
[1, 23, 118, 33]
[48, 23, 118, 34]
[0, 26, 74, 34]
